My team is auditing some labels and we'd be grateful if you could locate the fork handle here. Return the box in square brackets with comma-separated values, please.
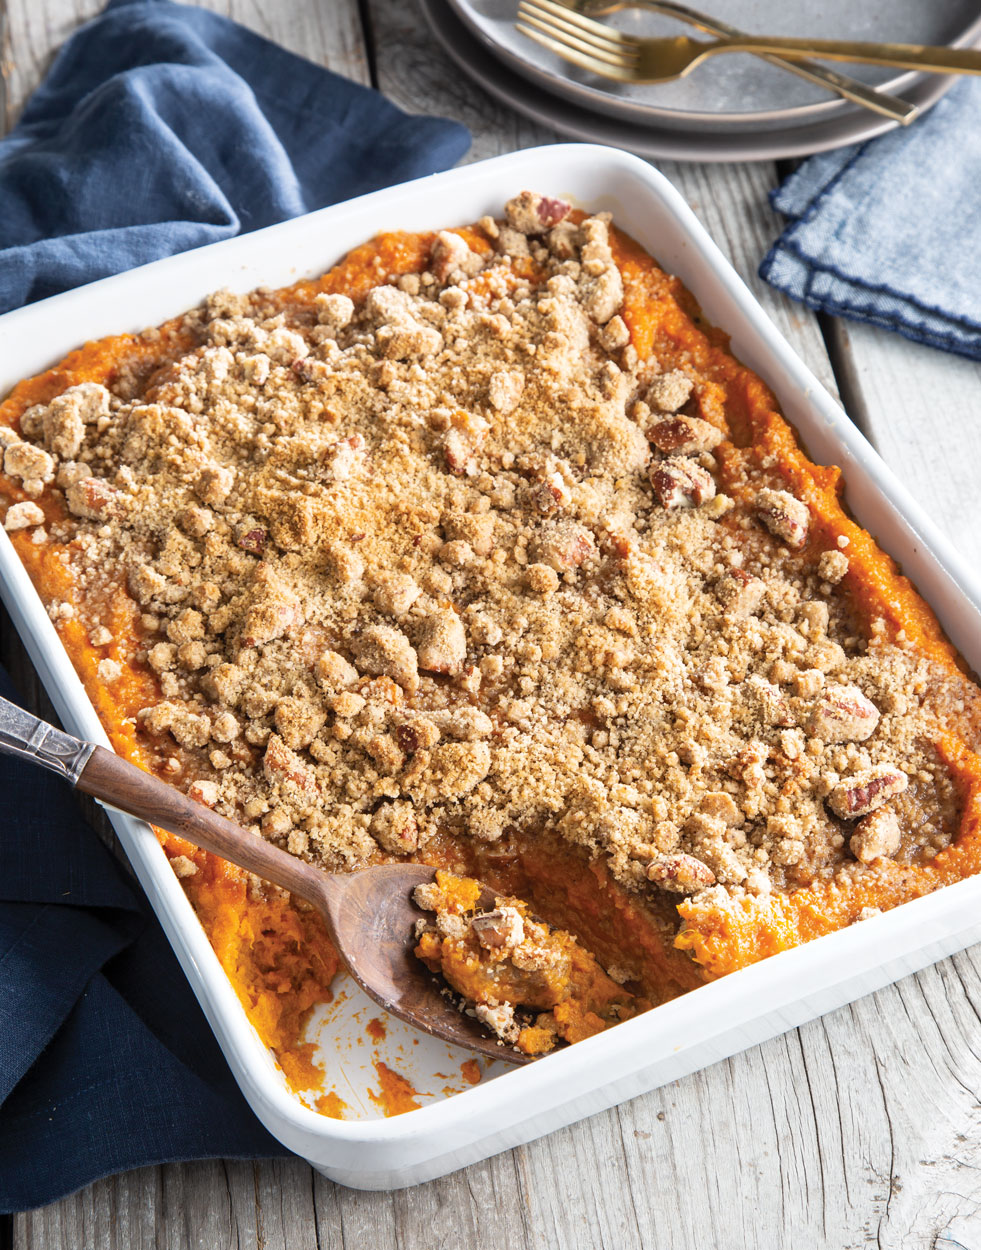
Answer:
[627, 2, 915, 122]
[718, 53, 914, 122]
[709, 38, 981, 76]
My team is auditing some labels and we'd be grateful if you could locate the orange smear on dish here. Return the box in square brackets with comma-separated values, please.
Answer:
[366, 1017, 387, 1043]
[316, 1091, 348, 1119]
[369, 1061, 421, 1116]
[460, 1059, 481, 1086]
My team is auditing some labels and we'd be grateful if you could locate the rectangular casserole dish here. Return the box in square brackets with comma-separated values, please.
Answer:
[1, 143, 980, 1190]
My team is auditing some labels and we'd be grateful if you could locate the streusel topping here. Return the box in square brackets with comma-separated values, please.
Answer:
[6, 192, 980, 915]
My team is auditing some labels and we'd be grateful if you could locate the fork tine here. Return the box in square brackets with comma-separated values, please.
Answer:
[516, 17, 630, 70]
[519, 12, 638, 62]
[515, 22, 635, 80]
[519, 0, 636, 52]
[516, 21, 630, 72]
[516, 6, 638, 65]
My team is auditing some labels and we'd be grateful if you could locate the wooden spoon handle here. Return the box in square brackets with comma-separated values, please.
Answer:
[77, 745, 329, 910]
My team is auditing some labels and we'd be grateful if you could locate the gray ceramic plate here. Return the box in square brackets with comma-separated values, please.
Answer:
[445, 0, 981, 130]
[420, 0, 963, 161]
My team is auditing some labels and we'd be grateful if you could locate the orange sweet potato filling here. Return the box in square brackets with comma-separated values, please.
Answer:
[1, 215, 980, 1090]
[415, 869, 650, 1055]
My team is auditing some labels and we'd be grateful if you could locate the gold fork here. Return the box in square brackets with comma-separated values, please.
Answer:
[516, 0, 981, 87]
[559, 0, 916, 123]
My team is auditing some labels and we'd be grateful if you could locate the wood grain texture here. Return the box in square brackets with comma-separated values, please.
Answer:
[0, 0, 369, 126]
[6, 0, 981, 1246]
[828, 318, 981, 570]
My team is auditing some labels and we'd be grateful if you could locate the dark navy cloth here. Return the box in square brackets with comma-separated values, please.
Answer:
[0, 669, 292, 1214]
[760, 79, 981, 361]
[0, 0, 470, 314]
[0, 0, 470, 1212]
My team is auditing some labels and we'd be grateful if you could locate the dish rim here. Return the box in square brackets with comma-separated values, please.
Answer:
[1, 142, 980, 1176]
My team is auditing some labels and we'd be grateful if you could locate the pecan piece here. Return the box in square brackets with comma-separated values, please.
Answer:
[756, 488, 809, 549]
[828, 764, 908, 819]
[529, 471, 571, 515]
[805, 685, 880, 742]
[471, 906, 525, 951]
[745, 674, 795, 727]
[321, 433, 366, 483]
[187, 779, 219, 809]
[64, 476, 122, 520]
[442, 428, 478, 476]
[236, 526, 267, 554]
[647, 414, 722, 456]
[535, 520, 595, 571]
[849, 806, 902, 864]
[646, 852, 716, 893]
[263, 733, 315, 793]
[717, 569, 765, 619]
[352, 624, 420, 693]
[504, 190, 571, 234]
[649, 456, 716, 509]
[291, 356, 331, 384]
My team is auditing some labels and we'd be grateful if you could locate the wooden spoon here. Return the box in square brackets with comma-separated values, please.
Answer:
[0, 695, 531, 1065]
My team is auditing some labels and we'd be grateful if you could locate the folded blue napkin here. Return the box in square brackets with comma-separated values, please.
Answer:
[0, 0, 469, 314]
[760, 79, 981, 361]
[0, 0, 469, 1213]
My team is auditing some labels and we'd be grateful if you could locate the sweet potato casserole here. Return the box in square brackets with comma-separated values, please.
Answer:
[2, 192, 980, 1075]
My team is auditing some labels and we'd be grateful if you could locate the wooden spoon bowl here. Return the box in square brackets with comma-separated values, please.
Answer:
[76, 746, 533, 1065]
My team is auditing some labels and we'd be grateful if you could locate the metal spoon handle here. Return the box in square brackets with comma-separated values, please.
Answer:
[0, 695, 95, 783]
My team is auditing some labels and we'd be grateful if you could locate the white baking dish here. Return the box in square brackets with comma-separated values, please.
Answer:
[2, 144, 980, 1190]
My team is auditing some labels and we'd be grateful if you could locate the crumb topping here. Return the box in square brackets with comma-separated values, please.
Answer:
[4, 191, 980, 925]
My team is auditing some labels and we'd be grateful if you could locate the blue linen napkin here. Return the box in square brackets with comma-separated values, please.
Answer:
[0, 0, 470, 314]
[0, 669, 293, 1213]
[0, 0, 470, 1212]
[760, 79, 981, 361]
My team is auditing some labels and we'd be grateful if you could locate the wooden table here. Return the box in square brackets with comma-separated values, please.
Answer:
[3, 3, 981, 1246]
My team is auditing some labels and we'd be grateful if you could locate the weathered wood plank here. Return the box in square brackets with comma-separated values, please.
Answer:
[0, 0, 369, 128]
[828, 318, 981, 569]
[365, 0, 556, 162]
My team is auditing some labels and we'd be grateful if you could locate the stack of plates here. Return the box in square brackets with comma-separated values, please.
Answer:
[418, 0, 981, 160]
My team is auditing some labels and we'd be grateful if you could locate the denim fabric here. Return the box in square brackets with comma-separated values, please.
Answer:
[0, 0, 470, 314]
[760, 79, 981, 360]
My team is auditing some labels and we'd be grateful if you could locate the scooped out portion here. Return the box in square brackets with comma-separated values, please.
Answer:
[413, 870, 650, 1056]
